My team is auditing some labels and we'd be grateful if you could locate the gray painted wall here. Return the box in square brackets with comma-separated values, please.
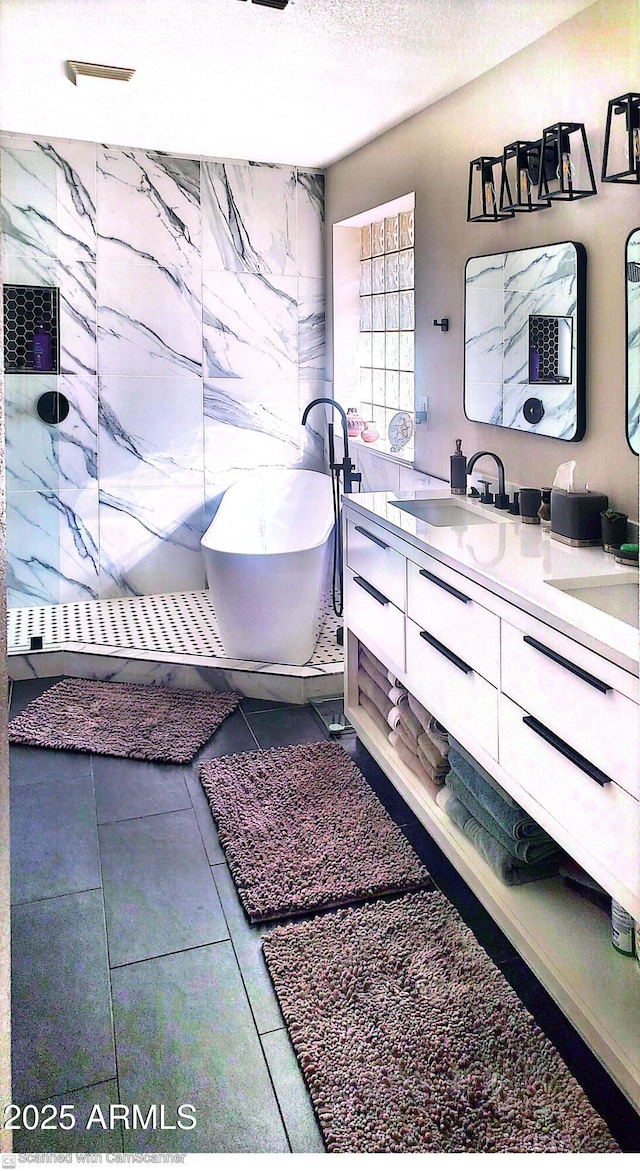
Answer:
[325, 0, 640, 519]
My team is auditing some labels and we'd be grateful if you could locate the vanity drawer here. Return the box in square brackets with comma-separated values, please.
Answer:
[499, 693, 639, 896]
[344, 567, 405, 675]
[406, 616, 498, 757]
[346, 518, 406, 610]
[501, 619, 639, 799]
[407, 558, 500, 685]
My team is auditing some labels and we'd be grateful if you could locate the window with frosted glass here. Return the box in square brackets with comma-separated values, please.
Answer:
[358, 210, 415, 459]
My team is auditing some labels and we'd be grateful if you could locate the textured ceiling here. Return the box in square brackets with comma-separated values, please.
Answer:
[0, 0, 598, 167]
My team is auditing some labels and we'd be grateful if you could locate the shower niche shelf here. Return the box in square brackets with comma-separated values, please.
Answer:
[3, 283, 60, 374]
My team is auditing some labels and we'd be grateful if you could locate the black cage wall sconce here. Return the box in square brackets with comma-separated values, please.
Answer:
[499, 140, 551, 213]
[467, 156, 515, 222]
[537, 122, 597, 202]
[602, 93, 640, 183]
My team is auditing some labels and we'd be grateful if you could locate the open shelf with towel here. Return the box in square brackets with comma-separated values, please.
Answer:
[344, 627, 640, 1113]
[341, 489, 640, 1112]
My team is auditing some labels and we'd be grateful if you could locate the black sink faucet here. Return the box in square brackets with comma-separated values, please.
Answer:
[465, 450, 510, 510]
[301, 397, 361, 493]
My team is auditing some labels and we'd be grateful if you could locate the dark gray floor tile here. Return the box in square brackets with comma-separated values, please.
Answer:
[11, 890, 116, 1102]
[240, 697, 290, 713]
[111, 943, 289, 1152]
[183, 768, 226, 865]
[11, 774, 101, 905]
[99, 809, 228, 967]
[10, 745, 93, 788]
[190, 708, 258, 766]
[245, 705, 329, 749]
[212, 863, 283, 1035]
[13, 1080, 123, 1153]
[9, 676, 64, 718]
[261, 1028, 325, 1154]
[93, 756, 191, 824]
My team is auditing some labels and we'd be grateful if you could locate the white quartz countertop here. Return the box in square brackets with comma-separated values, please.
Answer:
[342, 487, 639, 677]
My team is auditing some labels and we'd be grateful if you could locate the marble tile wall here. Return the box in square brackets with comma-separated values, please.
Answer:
[1, 136, 326, 605]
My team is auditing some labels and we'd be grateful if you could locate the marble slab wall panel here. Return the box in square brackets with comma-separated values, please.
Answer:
[6, 372, 98, 494]
[298, 278, 325, 376]
[99, 374, 204, 490]
[3, 135, 325, 607]
[1, 137, 97, 264]
[202, 270, 298, 382]
[98, 485, 206, 598]
[2, 254, 97, 377]
[96, 147, 201, 271]
[97, 261, 202, 378]
[201, 161, 296, 275]
[296, 172, 325, 278]
[7, 487, 100, 607]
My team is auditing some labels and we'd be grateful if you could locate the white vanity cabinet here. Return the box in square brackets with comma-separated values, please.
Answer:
[342, 494, 640, 1112]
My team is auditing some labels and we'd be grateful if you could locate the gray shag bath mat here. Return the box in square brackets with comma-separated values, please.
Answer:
[8, 678, 240, 763]
[263, 889, 619, 1154]
[199, 740, 431, 921]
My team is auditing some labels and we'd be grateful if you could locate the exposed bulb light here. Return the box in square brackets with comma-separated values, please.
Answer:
[602, 93, 640, 183]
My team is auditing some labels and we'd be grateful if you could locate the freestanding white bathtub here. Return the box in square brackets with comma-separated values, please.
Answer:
[201, 468, 335, 666]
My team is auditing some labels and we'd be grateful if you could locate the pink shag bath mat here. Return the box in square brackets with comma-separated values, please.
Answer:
[199, 740, 431, 921]
[9, 678, 240, 763]
[263, 889, 620, 1154]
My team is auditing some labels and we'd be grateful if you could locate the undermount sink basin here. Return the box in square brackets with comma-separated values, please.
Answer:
[546, 572, 639, 629]
[390, 497, 509, 527]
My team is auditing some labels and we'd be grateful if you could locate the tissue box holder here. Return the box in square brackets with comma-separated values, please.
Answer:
[550, 490, 608, 547]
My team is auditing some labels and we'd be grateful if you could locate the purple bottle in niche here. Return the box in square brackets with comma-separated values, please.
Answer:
[33, 321, 53, 371]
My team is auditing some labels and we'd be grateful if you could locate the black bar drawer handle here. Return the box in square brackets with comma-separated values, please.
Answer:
[523, 715, 613, 787]
[419, 629, 472, 674]
[354, 524, 389, 551]
[354, 575, 389, 606]
[419, 567, 471, 604]
[523, 635, 611, 693]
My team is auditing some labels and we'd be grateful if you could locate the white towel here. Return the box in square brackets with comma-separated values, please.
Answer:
[387, 705, 402, 731]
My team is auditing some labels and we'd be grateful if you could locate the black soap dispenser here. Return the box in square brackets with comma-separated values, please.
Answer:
[450, 439, 467, 496]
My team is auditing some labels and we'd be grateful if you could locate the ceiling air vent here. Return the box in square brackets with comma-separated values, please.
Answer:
[67, 61, 136, 85]
[238, 0, 290, 8]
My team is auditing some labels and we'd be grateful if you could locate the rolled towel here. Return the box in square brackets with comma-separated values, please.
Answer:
[387, 705, 402, 731]
[407, 692, 432, 732]
[397, 695, 425, 743]
[359, 653, 394, 699]
[417, 731, 448, 774]
[395, 720, 421, 758]
[389, 685, 409, 706]
[436, 788, 561, 887]
[389, 731, 440, 801]
[416, 739, 448, 783]
[390, 730, 446, 788]
[425, 716, 450, 760]
[359, 689, 393, 737]
[445, 769, 558, 864]
[357, 669, 393, 721]
[448, 747, 547, 843]
[360, 645, 389, 681]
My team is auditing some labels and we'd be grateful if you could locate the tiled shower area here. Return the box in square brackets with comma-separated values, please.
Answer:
[1, 133, 326, 609]
[8, 590, 343, 704]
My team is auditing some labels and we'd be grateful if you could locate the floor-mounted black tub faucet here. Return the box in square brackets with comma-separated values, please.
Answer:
[301, 397, 361, 493]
